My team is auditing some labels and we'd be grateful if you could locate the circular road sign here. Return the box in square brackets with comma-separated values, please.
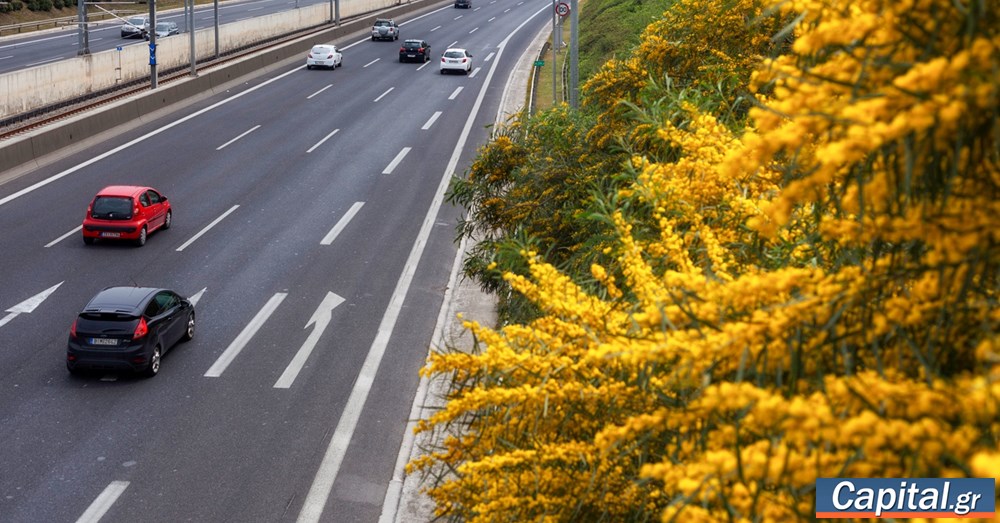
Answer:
[555, 2, 570, 17]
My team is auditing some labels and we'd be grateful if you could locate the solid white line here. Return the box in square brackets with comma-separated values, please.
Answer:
[377, 7, 550, 522]
[248, 6, 264, 10]
[469, 27, 478, 34]
[382, 147, 411, 174]
[204, 292, 287, 377]
[216, 125, 260, 150]
[469, 67, 482, 78]
[76, 481, 129, 523]
[307, 128, 339, 153]
[373, 87, 394, 102]
[175, 204, 239, 252]
[307, 84, 332, 99]
[46, 225, 82, 247]
[422, 111, 442, 130]
[0, 33, 72, 51]
[448, 86, 463, 100]
[0, 56, 13, 60]
[363, 58, 380, 67]
[320, 201, 364, 245]
[484, 51, 495, 61]
[430, 25, 441, 31]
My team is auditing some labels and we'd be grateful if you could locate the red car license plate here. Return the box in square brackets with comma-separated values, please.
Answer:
[101, 232, 121, 238]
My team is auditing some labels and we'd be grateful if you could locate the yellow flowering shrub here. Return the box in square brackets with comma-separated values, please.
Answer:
[414, 0, 999, 521]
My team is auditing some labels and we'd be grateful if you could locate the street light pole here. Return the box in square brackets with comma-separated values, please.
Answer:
[76, 0, 89, 55]
[569, 0, 578, 107]
[551, 0, 557, 103]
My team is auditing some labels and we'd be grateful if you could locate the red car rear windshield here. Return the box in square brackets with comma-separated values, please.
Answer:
[92, 196, 133, 220]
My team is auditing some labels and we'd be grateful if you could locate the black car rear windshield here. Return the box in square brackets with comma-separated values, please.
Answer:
[403, 42, 422, 48]
[92, 196, 133, 220]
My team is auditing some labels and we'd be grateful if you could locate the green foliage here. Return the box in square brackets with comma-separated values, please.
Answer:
[578, 0, 677, 81]
[25, 0, 53, 11]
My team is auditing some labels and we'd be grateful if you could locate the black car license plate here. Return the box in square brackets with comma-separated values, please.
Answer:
[90, 338, 119, 346]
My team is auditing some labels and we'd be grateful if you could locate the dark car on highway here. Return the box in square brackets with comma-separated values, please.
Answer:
[67, 287, 195, 377]
[399, 39, 431, 63]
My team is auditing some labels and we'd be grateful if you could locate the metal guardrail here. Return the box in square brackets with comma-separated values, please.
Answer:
[0, 10, 136, 36]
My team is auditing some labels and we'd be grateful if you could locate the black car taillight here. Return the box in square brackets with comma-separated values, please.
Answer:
[133, 317, 149, 339]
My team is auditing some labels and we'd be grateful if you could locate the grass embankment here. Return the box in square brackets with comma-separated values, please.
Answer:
[531, 0, 672, 111]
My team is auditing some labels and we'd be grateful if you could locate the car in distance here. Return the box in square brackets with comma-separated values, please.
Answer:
[399, 39, 431, 63]
[371, 18, 399, 41]
[455, 0, 471, 7]
[440, 48, 473, 74]
[120, 16, 150, 39]
[152, 21, 179, 39]
[82, 185, 172, 247]
[306, 44, 343, 69]
[67, 287, 195, 377]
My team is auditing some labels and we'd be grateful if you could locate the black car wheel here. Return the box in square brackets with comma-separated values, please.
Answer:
[182, 312, 195, 342]
[135, 225, 147, 247]
[163, 210, 172, 229]
[67, 363, 83, 376]
[142, 345, 161, 377]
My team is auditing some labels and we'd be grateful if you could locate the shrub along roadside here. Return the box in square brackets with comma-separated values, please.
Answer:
[414, 0, 999, 521]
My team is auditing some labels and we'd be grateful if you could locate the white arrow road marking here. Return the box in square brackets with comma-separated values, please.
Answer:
[204, 292, 287, 377]
[188, 287, 207, 306]
[76, 481, 129, 523]
[321, 202, 364, 245]
[298, 5, 552, 521]
[0, 281, 63, 328]
[274, 292, 345, 389]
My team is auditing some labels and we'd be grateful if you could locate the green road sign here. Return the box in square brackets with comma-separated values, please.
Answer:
[534, 60, 544, 67]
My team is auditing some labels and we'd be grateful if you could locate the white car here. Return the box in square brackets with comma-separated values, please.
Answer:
[440, 48, 472, 74]
[306, 44, 343, 70]
[120, 16, 149, 39]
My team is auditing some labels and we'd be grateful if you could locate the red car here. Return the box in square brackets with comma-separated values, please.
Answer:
[82, 185, 172, 246]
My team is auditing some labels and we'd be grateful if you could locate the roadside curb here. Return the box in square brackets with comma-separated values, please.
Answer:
[380, 18, 552, 523]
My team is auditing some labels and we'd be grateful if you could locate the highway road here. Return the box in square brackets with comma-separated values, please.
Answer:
[0, 0, 332, 75]
[0, 0, 549, 520]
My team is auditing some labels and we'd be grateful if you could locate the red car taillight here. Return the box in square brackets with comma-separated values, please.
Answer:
[462, 58, 468, 63]
[418, 47, 424, 53]
[400, 47, 405, 52]
[308, 53, 314, 58]
[70, 319, 78, 338]
[441, 57, 446, 62]
[326, 53, 334, 59]
[133, 317, 148, 339]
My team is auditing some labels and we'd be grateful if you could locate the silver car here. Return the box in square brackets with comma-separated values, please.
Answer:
[153, 21, 180, 38]
[371, 19, 399, 41]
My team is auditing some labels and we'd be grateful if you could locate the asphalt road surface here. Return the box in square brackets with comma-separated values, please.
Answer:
[0, 0, 550, 521]
[0, 0, 335, 75]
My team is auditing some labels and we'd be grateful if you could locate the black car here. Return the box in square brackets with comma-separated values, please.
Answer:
[67, 287, 195, 377]
[455, 0, 471, 7]
[399, 39, 431, 63]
